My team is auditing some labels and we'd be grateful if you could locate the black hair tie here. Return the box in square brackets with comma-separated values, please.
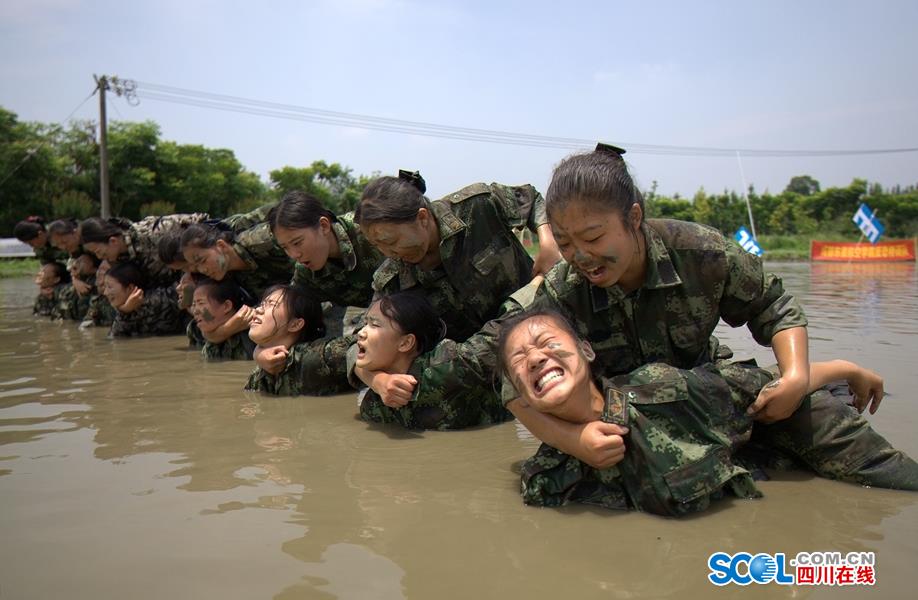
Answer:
[398, 169, 427, 194]
[595, 142, 627, 157]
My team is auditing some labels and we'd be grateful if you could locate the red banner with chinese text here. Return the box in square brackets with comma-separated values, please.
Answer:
[811, 239, 916, 262]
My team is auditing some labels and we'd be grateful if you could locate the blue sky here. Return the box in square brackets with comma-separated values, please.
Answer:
[2, 0, 917, 201]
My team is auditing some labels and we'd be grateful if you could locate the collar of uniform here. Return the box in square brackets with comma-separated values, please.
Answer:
[641, 221, 682, 290]
[332, 219, 357, 271]
[429, 199, 467, 254]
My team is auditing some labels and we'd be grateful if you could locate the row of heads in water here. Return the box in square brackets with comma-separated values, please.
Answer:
[15, 143, 648, 290]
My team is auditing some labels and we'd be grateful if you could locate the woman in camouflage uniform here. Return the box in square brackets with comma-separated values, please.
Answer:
[244, 285, 353, 396]
[47, 219, 96, 321]
[190, 278, 256, 360]
[498, 310, 917, 516]
[351, 170, 562, 403]
[354, 291, 511, 430]
[498, 144, 916, 491]
[14, 217, 70, 264]
[104, 262, 186, 337]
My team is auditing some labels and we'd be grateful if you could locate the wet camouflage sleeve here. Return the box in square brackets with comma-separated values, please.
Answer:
[521, 361, 768, 516]
[33, 287, 61, 317]
[485, 183, 549, 233]
[202, 331, 256, 361]
[110, 287, 187, 337]
[231, 222, 296, 300]
[124, 213, 208, 288]
[245, 334, 356, 396]
[358, 339, 512, 430]
[186, 320, 206, 348]
[53, 284, 91, 321]
[82, 294, 117, 327]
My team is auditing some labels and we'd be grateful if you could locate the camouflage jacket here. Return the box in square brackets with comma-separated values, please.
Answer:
[82, 294, 117, 327]
[34, 242, 69, 265]
[221, 202, 277, 233]
[372, 182, 547, 341]
[53, 284, 91, 321]
[520, 360, 769, 516]
[121, 213, 209, 287]
[33, 284, 67, 317]
[110, 287, 188, 337]
[186, 320, 206, 348]
[229, 222, 296, 301]
[202, 331, 256, 361]
[245, 334, 356, 396]
[527, 219, 807, 377]
[291, 212, 385, 308]
[358, 339, 513, 431]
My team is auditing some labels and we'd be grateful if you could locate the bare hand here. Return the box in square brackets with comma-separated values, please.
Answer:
[229, 304, 256, 329]
[531, 245, 562, 278]
[120, 287, 145, 313]
[576, 421, 630, 469]
[847, 365, 885, 414]
[749, 371, 809, 423]
[255, 345, 288, 375]
[372, 372, 417, 408]
[72, 278, 92, 297]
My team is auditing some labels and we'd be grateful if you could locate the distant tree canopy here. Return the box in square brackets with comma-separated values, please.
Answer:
[2, 106, 917, 239]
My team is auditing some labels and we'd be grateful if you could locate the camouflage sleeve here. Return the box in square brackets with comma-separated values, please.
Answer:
[111, 287, 185, 337]
[488, 183, 549, 233]
[34, 245, 69, 265]
[287, 334, 356, 395]
[221, 202, 277, 233]
[719, 240, 808, 346]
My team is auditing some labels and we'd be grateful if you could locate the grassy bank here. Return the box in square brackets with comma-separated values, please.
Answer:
[0, 258, 39, 278]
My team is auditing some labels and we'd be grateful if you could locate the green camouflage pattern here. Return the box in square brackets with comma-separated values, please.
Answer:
[521, 360, 918, 515]
[230, 222, 296, 300]
[358, 339, 513, 430]
[372, 182, 547, 342]
[82, 294, 116, 327]
[53, 284, 91, 321]
[516, 219, 808, 379]
[186, 320, 206, 348]
[221, 202, 277, 233]
[33, 284, 67, 317]
[109, 287, 188, 337]
[33, 242, 69, 265]
[121, 213, 209, 287]
[291, 212, 384, 308]
[202, 331, 256, 360]
[245, 334, 356, 396]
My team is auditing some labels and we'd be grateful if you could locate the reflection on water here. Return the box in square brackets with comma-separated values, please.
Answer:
[1, 264, 916, 599]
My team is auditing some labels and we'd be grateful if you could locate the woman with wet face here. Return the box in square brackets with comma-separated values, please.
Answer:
[32, 262, 71, 317]
[351, 170, 562, 405]
[354, 291, 511, 430]
[189, 278, 257, 360]
[104, 262, 187, 337]
[244, 285, 354, 396]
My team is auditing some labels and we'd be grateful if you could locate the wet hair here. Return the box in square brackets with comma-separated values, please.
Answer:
[157, 231, 185, 264]
[546, 143, 645, 223]
[180, 223, 234, 251]
[375, 290, 446, 355]
[48, 218, 80, 236]
[495, 308, 584, 382]
[259, 284, 325, 343]
[354, 170, 428, 225]
[79, 217, 130, 244]
[14, 217, 46, 242]
[193, 277, 246, 312]
[268, 190, 337, 232]
[106, 261, 146, 290]
[42, 261, 71, 284]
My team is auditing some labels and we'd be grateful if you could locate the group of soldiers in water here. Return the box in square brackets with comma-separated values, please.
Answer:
[13, 144, 918, 516]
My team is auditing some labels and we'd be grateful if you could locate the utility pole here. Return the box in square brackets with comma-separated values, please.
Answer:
[95, 75, 110, 218]
[93, 75, 138, 219]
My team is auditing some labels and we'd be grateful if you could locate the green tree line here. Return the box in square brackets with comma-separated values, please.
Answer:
[2, 106, 917, 239]
[0, 106, 370, 233]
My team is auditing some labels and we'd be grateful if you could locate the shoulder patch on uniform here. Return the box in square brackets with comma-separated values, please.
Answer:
[372, 259, 400, 291]
[445, 182, 491, 204]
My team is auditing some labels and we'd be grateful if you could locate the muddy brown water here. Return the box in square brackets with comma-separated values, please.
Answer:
[1, 262, 916, 599]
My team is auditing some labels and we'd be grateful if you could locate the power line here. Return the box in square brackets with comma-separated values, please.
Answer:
[131, 80, 918, 158]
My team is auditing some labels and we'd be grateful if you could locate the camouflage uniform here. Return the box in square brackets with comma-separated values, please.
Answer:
[33, 284, 67, 317]
[227, 222, 296, 301]
[372, 183, 548, 342]
[53, 284, 91, 321]
[186, 320, 206, 348]
[522, 360, 918, 516]
[221, 202, 277, 233]
[109, 287, 188, 337]
[245, 334, 356, 396]
[358, 339, 513, 430]
[119, 213, 209, 288]
[82, 294, 117, 328]
[33, 242, 69, 265]
[291, 212, 385, 308]
[202, 331, 256, 361]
